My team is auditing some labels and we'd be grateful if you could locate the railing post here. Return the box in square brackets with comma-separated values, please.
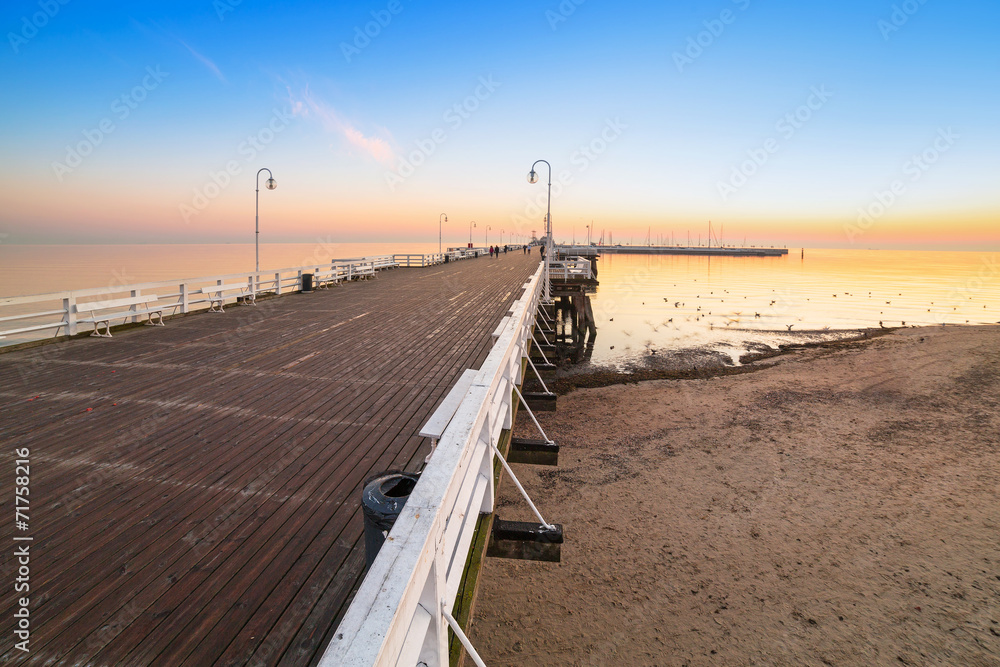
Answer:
[428, 546, 450, 664]
[180, 283, 189, 313]
[297, 269, 303, 291]
[502, 369, 514, 430]
[130, 289, 139, 323]
[64, 296, 77, 336]
[274, 272, 282, 295]
[480, 415, 496, 514]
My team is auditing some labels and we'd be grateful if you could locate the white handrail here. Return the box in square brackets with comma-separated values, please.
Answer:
[548, 256, 593, 281]
[0, 252, 473, 344]
[322, 263, 544, 667]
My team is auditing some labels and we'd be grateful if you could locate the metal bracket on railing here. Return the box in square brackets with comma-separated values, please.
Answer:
[442, 602, 488, 667]
[490, 438, 554, 531]
[530, 333, 552, 366]
[512, 384, 554, 445]
[526, 356, 553, 396]
[534, 325, 552, 346]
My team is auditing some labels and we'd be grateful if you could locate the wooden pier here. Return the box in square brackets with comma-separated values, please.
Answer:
[0, 252, 541, 666]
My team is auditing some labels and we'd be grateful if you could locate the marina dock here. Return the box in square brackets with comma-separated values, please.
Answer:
[0, 252, 541, 665]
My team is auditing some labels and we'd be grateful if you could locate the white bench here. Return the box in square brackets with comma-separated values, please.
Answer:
[314, 265, 354, 289]
[198, 283, 255, 312]
[351, 262, 376, 280]
[76, 295, 164, 338]
[312, 268, 337, 289]
[331, 260, 377, 281]
[419, 369, 478, 463]
[369, 256, 397, 270]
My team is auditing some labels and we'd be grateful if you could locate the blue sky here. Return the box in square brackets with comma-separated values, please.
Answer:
[1, 0, 997, 248]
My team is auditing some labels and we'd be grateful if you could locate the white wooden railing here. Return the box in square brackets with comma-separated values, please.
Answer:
[0, 253, 476, 345]
[394, 253, 445, 267]
[332, 255, 398, 271]
[548, 256, 593, 280]
[323, 263, 544, 667]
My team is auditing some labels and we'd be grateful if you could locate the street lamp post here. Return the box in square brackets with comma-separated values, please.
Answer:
[527, 160, 553, 301]
[439, 213, 447, 254]
[486, 225, 491, 248]
[500, 228, 504, 247]
[469, 221, 476, 247]
[255, 168, 277, 275]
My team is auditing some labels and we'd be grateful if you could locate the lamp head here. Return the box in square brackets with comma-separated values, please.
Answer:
[265, 178, 277, 190]
[527, 170, 538, 184]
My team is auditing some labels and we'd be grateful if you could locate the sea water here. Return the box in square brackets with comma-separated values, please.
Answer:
[575, 249, 999, 366]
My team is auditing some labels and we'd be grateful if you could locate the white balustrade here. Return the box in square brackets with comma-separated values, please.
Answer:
[0, 253, 476, 345]
[322, 263, 544, 667]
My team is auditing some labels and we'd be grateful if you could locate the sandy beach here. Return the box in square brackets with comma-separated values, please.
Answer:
[471, 325, 1000, 666]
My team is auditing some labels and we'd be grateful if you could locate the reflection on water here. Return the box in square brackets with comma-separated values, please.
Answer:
[586, 249, 1000, 367]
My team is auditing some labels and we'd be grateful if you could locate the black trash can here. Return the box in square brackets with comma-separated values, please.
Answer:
[361, 471, 420, 569]
[301, 273, 314, 293]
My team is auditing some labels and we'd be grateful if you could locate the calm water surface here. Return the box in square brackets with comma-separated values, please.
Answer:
[1, 246, 996, 360]
[0, 242, 447, 298]
[582, 249, 999, 366]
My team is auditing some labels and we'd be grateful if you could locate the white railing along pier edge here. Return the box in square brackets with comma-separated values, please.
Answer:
[0, 249, 513, 344]
[322, 263, 544, 666]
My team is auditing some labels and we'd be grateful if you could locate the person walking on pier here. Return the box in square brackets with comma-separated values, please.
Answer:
[489, 245, 494, 258]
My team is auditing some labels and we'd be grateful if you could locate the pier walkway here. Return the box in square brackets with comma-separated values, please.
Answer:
[0, 252, 541, 666]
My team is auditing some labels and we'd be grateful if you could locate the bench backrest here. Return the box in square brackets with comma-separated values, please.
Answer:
[76, 295, 154, 313]
[199, 283, 248, 294]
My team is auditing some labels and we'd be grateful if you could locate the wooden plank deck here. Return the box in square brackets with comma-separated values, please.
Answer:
[0, 251, 541, 666]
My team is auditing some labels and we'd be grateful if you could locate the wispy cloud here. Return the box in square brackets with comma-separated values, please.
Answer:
[180, 40, 226, 83]
[288, 86, 396, 165]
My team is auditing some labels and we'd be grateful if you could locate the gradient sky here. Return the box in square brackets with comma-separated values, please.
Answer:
[1, 0, 997, 249]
